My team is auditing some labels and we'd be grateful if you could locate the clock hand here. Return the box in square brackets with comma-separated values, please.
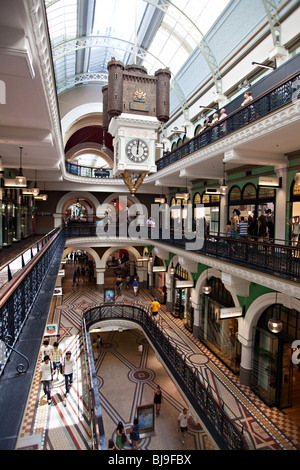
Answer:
[136, 140, 140, 155]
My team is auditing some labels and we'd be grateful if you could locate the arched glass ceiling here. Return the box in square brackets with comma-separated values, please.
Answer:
[45, 0, 231, 95]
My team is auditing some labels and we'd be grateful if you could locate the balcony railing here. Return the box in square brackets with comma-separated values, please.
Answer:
[0, 227, 61, 290]
[65, 162, 113, 179]
[0, 228, 65, 377]
[156, 71, 300, 171]
[65, 224, 300, 282]
[82, 302, 251, 450]
[64, 68, 300, 179]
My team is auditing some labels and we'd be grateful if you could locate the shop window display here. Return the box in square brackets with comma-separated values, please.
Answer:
[198, 277, 241, 373]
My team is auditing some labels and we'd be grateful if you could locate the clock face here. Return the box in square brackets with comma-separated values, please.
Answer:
[125, 139, 149, 163]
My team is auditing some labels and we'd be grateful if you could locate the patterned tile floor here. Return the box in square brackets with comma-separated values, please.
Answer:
[15, 262, 300, 451]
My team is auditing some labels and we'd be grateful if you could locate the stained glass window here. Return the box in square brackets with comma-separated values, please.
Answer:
[243, 183, 257, 200]
[229, 186, 242, 201]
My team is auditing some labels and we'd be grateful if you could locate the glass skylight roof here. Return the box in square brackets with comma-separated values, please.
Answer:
[45, 0, 231, 94]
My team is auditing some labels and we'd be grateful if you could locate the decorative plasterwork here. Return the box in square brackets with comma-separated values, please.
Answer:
[26, 0, 65, 163]
[146, 99, 300, 183]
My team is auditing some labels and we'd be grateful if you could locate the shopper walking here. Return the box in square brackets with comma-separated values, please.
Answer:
[40, 355, 53, 405]
[52, 341, 62, 380]
[115, 421, 126, 450]
[133, 278, 139, 296]
[153, 385, 162, 415]
[150, 297, 161, 325]
[178, 408, 190, 444]
[41, 339, 53, 360]
[129, 418, 140, 450]
[62, 351, 74, 397]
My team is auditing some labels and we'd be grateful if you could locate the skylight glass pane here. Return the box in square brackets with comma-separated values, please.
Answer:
[45, 0, 232, 92]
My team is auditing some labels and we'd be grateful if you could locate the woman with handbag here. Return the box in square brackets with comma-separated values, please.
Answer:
[115, 421, 126, 450]
[129, 418, 140, 450]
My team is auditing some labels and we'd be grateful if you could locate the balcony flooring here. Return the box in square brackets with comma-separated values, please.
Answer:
[14, 260, 300, 451]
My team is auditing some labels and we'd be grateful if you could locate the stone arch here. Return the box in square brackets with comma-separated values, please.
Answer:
[63, 246, 102, 269]
[65, 142, 113, 167]
[239, 292, 300, 345]
[61, 103, 103, 146]
[192, 267, 240, 307]
[54, 191, 100, 226]
[99, 245, 141, 270]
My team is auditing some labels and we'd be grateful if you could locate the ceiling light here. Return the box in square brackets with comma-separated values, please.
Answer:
[268, 293, 282, 333]
[16, 147, 27, 186]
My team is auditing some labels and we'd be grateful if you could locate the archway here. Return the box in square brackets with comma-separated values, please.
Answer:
[54, 191, 100, 227]
[100, 245, 145, 291]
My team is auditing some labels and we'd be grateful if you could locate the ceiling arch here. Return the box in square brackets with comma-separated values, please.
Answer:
[45, 0, 232, 117]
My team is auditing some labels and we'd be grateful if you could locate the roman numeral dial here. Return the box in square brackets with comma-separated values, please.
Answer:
[125, 139, 149, 163]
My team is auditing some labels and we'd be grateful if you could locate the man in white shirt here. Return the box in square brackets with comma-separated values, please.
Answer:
[62, 351, 74, 397]
[178, 408, 190, 443]
[41, 339, 53, 360]
[40, 355, 53, 405]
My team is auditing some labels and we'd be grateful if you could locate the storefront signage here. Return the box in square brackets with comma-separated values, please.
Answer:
[175, 280, 194, 288]
[220, 307, 244, 319]
[152, 266, 166, 272]
[258, 176, 281, 188]
[45, 323, 58, 336]
[53, 287, 63, 296]
[205, 188, 221, 195]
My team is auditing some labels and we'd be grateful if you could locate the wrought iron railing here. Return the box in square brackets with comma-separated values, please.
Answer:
[0, 228, 65, 377]
[65, 162, 114, 179]
[65, 224, 300, 282]
[82, 302, 252, 450]
[0, 227, 61, 290]
[156, 71, 300, 171]
[64, 71, 300, 179]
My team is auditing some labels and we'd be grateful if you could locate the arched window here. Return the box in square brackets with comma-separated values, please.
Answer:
[242, 183, 257, 200]
[228, 185, 242, 202]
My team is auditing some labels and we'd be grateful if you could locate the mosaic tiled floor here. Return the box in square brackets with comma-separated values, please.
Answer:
[16, 262, 300, 451]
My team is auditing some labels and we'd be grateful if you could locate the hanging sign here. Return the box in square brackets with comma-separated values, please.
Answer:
[258, 176, 281, 187]
[220, 307, 244, 319]
[175, 280, 194, 288]
[152, 266, 166, 272]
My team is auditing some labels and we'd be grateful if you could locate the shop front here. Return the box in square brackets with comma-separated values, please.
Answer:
[193, 192, 220, 235]
[251, 303, 300, 412]
[198, 277, 241, 373]
[228, 183, 275, 240]
[171, 263, 194, 331]
[149, 256, 166, 304]
[289, 179, 300, 244]
[1, 189, 34, 247]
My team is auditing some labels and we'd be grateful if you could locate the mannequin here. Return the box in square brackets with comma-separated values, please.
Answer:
[231, 209, 240, 233]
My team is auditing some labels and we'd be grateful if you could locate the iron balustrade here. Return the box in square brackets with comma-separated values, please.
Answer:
[0, 227, 61, 290]
[64, 70, 300, 180]
[0, 228, 65, 377]
[65, 224, 300, 282]
[82, 302, 252, 450]
[65, 162, 114, 179]
[156, 72, 300, 171]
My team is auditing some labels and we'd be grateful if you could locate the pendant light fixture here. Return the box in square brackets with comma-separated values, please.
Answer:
[202, 270, 211, 294]
[15, 146, 27, 187]
[32, 170, 40, 196]
[220, 161, 228, 196]
[268, 292, 282, 333]
[169, 262, 175, 275]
